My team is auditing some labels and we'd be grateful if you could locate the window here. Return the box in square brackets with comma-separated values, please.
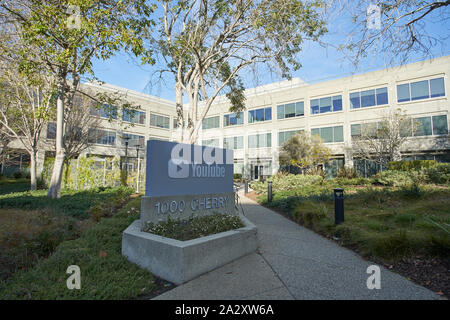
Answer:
[202, 139, 219, 147]
[311, 126, 344, 143]
[122, 108, 145, 124]
[350, 87, 388, 109]
[432, 115, 448, 135]
[202, 116, 220, 130]
[350, 124, 361, 138]
[224, 136, 244, 149]
[351, 122, 384, 139]
[248, 133, 271, 148]
[224, 112, 244, 126]
[150, 113, 170, 129]
[248, 107, 272, 123]
[278, 130, 302, 146]
[397, 77, 445, 102]
[310, 95, 342, 114]
[88, 129, 116, 146]
[414, 115, 448, 136]
[121, 133, 145, 148]
[47, 122, 56, 139]
[277, 101, 304, 119]
[90, 104, 118, 119]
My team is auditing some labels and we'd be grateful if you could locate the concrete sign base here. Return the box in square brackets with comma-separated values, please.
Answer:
[140, 192, 236, 226]
[122, 214, 258, 285]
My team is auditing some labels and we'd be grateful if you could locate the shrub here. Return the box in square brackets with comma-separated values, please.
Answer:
[423, 163, 450, 184]
[388, 160, 437, 172]
[251, 173, 323, 193]
[13, 171, 23, 179]
[372, 170, 415, 187]
[337, 166, 359, 179]
[233, 173, 242, 180]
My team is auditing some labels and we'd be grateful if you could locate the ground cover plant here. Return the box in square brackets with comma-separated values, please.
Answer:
[249, 170, 450, 297]
[143, 214, 244, 241]
[0, 197, 163, 299]
[0, 186, 133, 282]
[0, 178, 31, 195]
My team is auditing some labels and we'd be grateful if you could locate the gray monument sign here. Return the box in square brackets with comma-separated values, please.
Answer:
[140, 139, 236, 225]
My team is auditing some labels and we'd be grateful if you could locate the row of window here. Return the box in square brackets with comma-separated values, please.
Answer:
[202, 114, 448, 149]
[90, 105, 172, 129]
[201, 77, 446, 129]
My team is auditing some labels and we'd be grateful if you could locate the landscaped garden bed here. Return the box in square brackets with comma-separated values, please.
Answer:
[143, 213, 244, 241]
[248, 168, 450, 298]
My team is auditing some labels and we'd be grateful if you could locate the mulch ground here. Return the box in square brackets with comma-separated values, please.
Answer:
[243, 191, 449, 299]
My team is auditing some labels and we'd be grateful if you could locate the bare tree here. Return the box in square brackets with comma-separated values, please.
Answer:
[0, 51, 56, 190]
[149, 0, 327, 143]
[350, 109, 415, 169]
[333, 0, 450, 67]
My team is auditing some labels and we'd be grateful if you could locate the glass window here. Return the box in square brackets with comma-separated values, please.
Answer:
[248, 135, 257, 148]
[361, 89, 376, 107]
[89, 129, 116, 146]
[432, 115, 448, 135]
[310, 99, 319, 115]
[332, 95, 342, 111]
[122, 133, 145, 148]
[320, 127, 333, 143]
[47, 122, 56, 139]
[224, 112, 243, 126]
[248, 133, 271, 148]
[285, 103, 295, 118]
[350, 92, 360, 109]
[150, 114, 170, 129]
[123, 108, 145, 124]
[319, 97, 332, 114]
[411, 80, 429, 101]
[249, 107, 271, 123]
[430, 78, 445, 98]
[224, 136, 243, 149]
[397, 83, 410, 102]
[414, 117, 432, 136]
[334, 126, 344, 142]
[202, 139, 219, 147]
[376, 87, 388, 105]
[296, 102, 304, 116]
[277, 105, 284, 119]
[278, 130, 300, 146]
[265, 107, 272, 121]
[311, 128, 319, 137]
[202, 116, 220, 130]
[351, 124, 361, 137]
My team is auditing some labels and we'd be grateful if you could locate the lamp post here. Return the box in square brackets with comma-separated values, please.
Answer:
[121, 135, 131, 186]
[135, 145, 140, 193]
[334, 188, 344, 225]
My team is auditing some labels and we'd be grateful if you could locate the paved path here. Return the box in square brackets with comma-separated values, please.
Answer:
[154, 191, 442, 300]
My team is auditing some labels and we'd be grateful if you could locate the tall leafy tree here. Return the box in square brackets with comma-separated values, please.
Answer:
[0, 0, 154, 198]
[150, 0, 327, 143]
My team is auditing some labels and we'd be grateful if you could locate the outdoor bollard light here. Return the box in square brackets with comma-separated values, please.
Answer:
[268, 181, 273, 203]
[244, 179, 248, 194]
[334, 188, 344, 225]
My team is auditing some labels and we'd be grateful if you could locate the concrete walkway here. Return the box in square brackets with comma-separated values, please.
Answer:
[154, 191, 442, 300]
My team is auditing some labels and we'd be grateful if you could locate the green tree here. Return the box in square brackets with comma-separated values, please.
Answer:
[0, 0, 154, 198]
[150, 0, 327, 143]
[279, 131, 331, 174]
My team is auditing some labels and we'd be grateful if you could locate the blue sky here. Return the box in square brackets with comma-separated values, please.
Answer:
[91, 3, 450, 102]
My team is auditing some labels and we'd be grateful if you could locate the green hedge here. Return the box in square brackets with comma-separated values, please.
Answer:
[388, 160, 437, 172]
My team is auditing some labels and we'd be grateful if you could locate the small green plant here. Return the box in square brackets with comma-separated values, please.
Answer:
[143, 214, 244, 241]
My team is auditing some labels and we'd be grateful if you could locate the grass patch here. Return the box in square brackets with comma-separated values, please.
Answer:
[0, 179, 31, 195]
[143, 214, 244, 241]
[0, 186, 133, 282]
[0, 186, 133, 219]
[0, 197, 156, 299]
[257, 184, 450, 262]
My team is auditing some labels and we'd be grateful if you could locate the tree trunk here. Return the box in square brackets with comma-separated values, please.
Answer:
[175, 81, 184, 143]
[30, 150, 37, 191]
[48, 83, 65, 198]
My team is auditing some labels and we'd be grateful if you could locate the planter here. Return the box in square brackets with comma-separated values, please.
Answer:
[121, 214, 258, 285]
